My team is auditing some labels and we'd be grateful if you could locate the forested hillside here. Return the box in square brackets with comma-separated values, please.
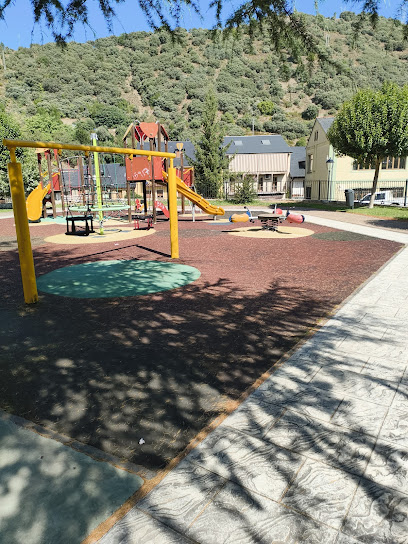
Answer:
[0, 11, 408, 149]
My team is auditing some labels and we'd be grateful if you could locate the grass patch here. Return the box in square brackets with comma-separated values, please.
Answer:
[288, 200, 408, 220]
[348, 206, 408, 220]
[210, 198, 272, 207]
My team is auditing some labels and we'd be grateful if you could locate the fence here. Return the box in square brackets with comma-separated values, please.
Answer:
[0, 197, 12, 208]
[305, 179, 408, 203]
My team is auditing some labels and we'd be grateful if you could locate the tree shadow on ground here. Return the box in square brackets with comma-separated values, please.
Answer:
[0, 246, 336, 473]
[0, 222, 405, 543]
[363, 217, 408, 231]
[125, 313, 408, 543]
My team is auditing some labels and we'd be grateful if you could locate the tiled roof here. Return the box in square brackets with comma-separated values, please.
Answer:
[223, 135, 291, 154]
[317, 117, 335, 134]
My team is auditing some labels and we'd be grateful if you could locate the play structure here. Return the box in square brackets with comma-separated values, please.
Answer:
[4, 137, 180, 304]
[25, 145, 128, 229]
[123, 121, 224, 221]
[229, 206, 305, 232]
[26, 149, 62, 221]
[65, 134, 132, 235]
[59, 155, 126, 209]
[27, 122, 225, 229]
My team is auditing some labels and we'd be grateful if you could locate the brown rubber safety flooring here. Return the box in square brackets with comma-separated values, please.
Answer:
[0, 216, 402, 476]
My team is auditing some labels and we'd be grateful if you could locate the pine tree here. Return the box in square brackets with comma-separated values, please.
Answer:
[190, 89, 230, 198]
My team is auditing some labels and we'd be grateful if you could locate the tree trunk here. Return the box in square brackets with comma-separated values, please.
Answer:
[368, 158, 381, 209]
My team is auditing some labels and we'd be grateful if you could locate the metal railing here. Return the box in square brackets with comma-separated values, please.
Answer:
[305, 179, 408, 203]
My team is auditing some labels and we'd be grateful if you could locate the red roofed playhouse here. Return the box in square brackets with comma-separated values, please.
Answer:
[124, 121, 194, 221]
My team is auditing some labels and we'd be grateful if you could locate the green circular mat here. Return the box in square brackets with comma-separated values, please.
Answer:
[37, 260, 201, 298]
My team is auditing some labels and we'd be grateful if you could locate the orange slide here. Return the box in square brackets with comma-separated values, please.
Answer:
[162, 171, 224, 216]
[26, 183, 50, 221]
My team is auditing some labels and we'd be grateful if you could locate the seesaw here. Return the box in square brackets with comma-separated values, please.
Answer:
[229, 206, 305, 232]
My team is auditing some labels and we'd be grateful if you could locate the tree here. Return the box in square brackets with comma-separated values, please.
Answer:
[0, 106, 38, 197]
[328, 82, 408, 208]
[23, 109, 64, 141]
[257, 100, 275, 116]
[89, 103, 129, 128]
[189, 89, 230, 198]
[232, 174, 257, 204]
[302, 104, 319, 120]
[0, 106, 22, 197]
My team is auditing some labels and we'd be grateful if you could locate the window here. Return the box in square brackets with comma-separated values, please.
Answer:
[314, 131, 318, 141]
[298, 160, 306, 169]
[381, 156, 407, 169]
[307, 154, 313, 173]
[261, 139, 270, 145]
[234, 140, 243, 146]
[264, 174, 271, 179]
[273, 175, 278, 191]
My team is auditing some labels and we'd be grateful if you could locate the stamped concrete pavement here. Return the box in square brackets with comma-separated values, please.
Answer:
[97, 215, 408, 544]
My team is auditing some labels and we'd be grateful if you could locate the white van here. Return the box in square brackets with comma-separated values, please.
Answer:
[359, 191, 406, 206]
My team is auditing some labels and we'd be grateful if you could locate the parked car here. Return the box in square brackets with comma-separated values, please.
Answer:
[359, 191, 407, 206]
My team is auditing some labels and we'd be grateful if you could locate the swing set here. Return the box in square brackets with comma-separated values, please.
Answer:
[3, 138, 179, 304]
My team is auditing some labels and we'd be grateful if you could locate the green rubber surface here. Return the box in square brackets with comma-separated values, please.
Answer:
[37, 260, 201, 298]
[36, 216, 67, 224]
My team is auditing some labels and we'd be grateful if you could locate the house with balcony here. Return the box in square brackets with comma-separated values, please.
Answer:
[167, 135, 297, 199]
[305, 117, 408, 202]
[224, 135, 292, 198]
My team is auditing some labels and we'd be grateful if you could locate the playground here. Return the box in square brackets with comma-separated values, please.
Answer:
[0, 200, 403, 476]
[0, 131, 405, 482]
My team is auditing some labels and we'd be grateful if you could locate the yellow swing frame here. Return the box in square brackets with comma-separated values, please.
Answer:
[3, 139, 179, 304]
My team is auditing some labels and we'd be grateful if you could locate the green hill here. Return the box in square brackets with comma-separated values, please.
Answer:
[1, 11, 408, 148]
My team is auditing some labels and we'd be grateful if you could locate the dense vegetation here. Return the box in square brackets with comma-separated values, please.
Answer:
[0, 11, 408, 194]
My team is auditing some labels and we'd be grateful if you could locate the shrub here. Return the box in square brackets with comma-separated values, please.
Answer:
[232, 174, 257, 204]
[302, 104, 319, 120]
[257, 100, 275, 115]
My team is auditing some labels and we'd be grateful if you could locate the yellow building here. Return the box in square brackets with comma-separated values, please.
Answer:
[305, 117, 408, 202]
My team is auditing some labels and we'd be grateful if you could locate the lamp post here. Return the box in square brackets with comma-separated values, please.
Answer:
[326, 158, 334, 201]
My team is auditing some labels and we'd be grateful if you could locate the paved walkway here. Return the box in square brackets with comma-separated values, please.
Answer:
[97, 215, 408, 544]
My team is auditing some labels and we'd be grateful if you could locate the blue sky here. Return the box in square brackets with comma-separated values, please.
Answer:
[0, 0, 399, 50]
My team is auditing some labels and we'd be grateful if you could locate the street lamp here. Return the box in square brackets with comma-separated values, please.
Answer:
[326, 158, 334, 201]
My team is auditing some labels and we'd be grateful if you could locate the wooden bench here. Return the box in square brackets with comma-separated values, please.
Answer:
[66, 215, 95, 236]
